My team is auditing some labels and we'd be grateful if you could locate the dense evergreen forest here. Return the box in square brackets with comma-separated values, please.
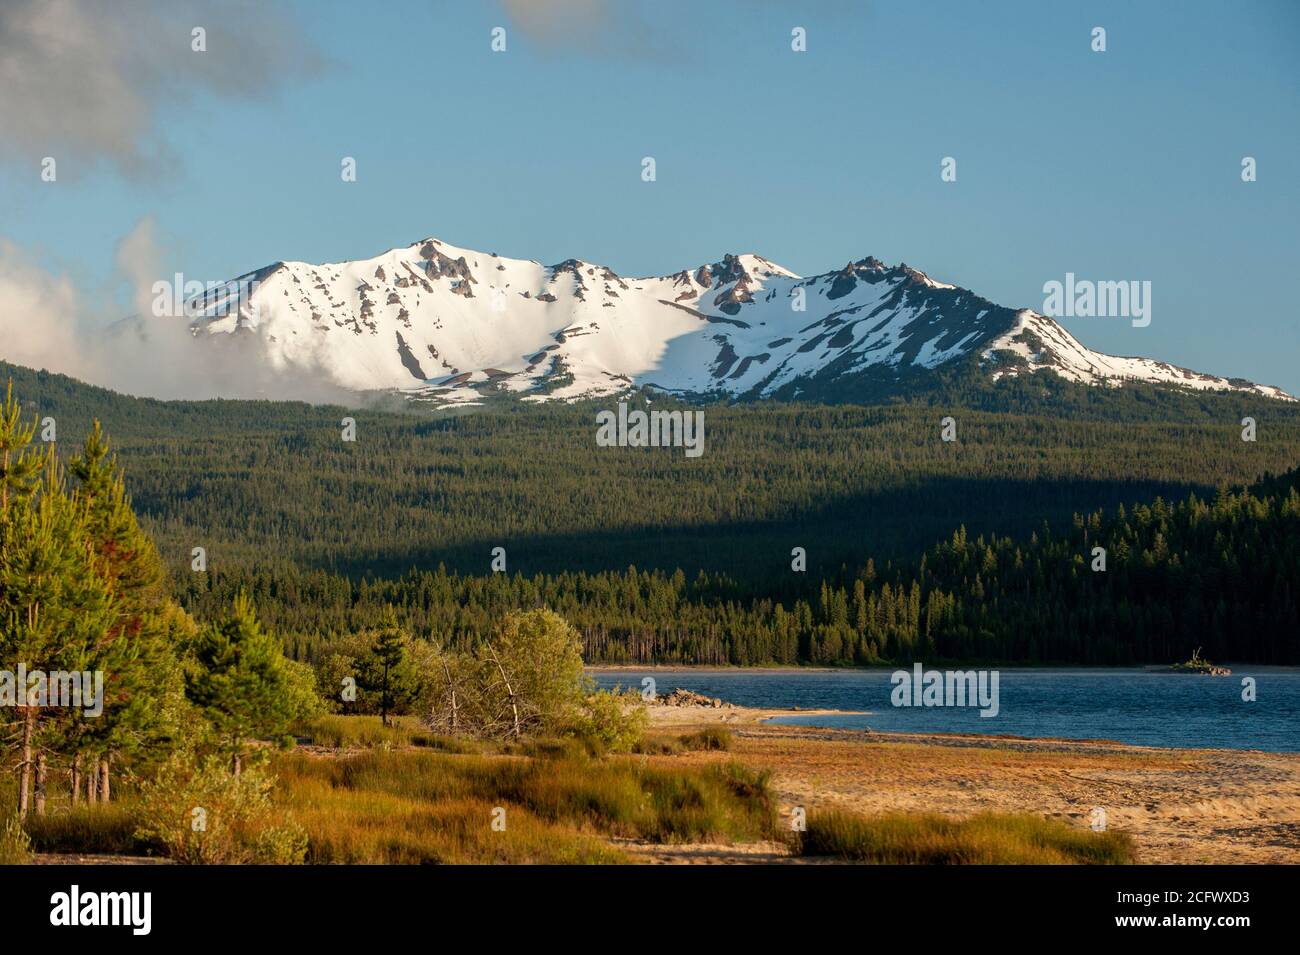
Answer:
[5, 361, 1298, 665]
[174, 464, 1300, 666]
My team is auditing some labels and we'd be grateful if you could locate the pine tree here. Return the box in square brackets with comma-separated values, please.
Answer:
[184, 593, 319, 774]
[0, 381, 42, 514]
[0, 453, 113, 817]
[65, 422, 188, 799]
[366, 607, 407, 727]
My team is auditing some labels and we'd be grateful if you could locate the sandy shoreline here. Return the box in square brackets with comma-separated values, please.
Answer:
[644, 704, 1300, 864]
[646, 703, 862, 727]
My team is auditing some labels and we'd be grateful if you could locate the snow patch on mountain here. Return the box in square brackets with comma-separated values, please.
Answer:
[184, 236, 1292, 404]
[982, 311, 1292, 400]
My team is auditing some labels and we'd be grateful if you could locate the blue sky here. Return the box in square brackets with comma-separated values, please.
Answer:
[5, 0, 1299, 392]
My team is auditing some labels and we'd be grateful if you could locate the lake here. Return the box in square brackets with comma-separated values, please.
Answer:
[589, 667, 1300, 752]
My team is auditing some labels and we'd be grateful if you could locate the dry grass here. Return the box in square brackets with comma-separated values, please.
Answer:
[273, 748, 777, 863]
[293, 714, 479, 752]
[634, 727, 733, 755]
[798, 809, 1136, 864]
[23, 803, 151, 856]
[707, 721, 1300, 864]
[17, 743, 778, 865]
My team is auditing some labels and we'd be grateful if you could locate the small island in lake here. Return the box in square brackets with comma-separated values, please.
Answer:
[1169, 648, 1232, 676]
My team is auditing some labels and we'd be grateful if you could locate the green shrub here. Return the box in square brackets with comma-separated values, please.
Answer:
[568, 689, 648, 754]
[134, 751, 307, 864]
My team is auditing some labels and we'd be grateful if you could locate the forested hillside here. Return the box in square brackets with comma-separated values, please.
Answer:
[5, 361, 1297, 666]
[6, 361, 1298, 580]
[173, 463, 1300, 666]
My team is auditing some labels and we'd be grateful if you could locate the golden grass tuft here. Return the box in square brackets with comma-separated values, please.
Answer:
[797, 809, 1135, 864]
[272, 747, 777, 863]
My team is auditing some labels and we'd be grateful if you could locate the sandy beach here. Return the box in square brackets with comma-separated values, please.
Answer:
[636, 703, 1300, 864]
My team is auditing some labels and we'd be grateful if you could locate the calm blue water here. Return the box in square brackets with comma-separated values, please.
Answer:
[589, 667, 1300, 752]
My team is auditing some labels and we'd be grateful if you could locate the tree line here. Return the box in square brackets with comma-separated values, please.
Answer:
[173, 459, 1300, 668]
[7, 360, 1299, 582]
[5, 361, 1297, 678]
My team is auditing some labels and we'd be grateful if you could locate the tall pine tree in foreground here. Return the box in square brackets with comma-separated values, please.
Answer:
[0, 448, 113, 817]
[62, 422, 190, 802]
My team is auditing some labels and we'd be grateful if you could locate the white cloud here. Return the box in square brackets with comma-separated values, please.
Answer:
[0, 222, 356, 403]
[0, 240, 92, 379]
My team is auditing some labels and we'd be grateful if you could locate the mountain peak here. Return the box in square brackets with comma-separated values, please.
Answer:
[184, 234, 1291, 406]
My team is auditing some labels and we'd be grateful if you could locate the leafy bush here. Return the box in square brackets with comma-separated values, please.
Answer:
[133, 751, 307, 864]
[423, 609, 593, 741]
[568, 688, 648, 754]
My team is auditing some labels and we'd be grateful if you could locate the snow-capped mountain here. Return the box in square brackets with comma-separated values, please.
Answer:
[184, 237, 1292, 405]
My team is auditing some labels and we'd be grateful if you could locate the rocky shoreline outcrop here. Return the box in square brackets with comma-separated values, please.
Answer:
[654, 688, 735, 709]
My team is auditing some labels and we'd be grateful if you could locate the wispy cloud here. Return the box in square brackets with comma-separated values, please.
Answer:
[0, 0, 321, 178]
[494, 0, 872, 63]
[0, 2, 342, 400]
[497, 0, 685, 62]
[0, 240, 90, 379]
